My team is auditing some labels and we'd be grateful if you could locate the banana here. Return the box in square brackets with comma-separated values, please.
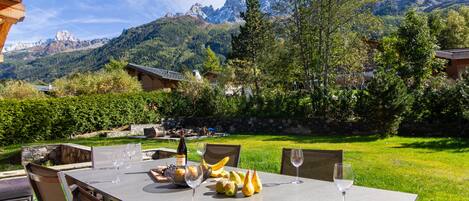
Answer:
[210, 167, 225, 178]
[202, 157, 230, 171]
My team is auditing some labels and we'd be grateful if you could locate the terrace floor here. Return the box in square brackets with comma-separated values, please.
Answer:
[1, 134, 468, 201]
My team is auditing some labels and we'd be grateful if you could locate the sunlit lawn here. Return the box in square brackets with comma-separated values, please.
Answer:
[1, 134, 468, 201]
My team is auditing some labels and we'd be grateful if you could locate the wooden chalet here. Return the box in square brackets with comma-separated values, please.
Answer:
[0, 0, 25, 62]
[436, 49, 469, 79]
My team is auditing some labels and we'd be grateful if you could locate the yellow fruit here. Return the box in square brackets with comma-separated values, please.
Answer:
[242, 170, 255, 197]
[216, 180, 227, 194]
[174, 168, 185, 183]
[252, 170, 262, 193]
[229, 171, 243, 186]
[237, 171, 246, 182]
[222, 170, 230, 179]
[210, 157, 230, 171]
[210, 168, 225, 178]
[224, 181, 238, 197]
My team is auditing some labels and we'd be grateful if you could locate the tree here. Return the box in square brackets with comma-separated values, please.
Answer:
[290, 0, 377, 113]
[231, 0, 274, 96]
[104, 58, 128, 72]
[394, 10, 438, 89]
[439, 10, 469, 49]
[203, 46, 222, 73]
[0, 81, 45, 100]
[357, 69, 413, 136]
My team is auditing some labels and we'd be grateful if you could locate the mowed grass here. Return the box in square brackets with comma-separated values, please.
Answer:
[1, 134, 468, 201]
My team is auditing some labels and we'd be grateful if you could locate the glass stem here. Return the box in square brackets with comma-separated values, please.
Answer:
[296, 167, 299, 182]
[192, 188, 196, 201]
[342, 191, 346, 201]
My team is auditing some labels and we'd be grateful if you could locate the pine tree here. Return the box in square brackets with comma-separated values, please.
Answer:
[230, 0, 273, 96]
[203, 46, 221, 73]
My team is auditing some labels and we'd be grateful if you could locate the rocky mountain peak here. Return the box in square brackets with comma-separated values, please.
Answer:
[55, 30, 79, 42]
[186, 3, 207, 18]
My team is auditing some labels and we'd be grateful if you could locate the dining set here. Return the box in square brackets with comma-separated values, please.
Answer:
[16, 143, 417, 201]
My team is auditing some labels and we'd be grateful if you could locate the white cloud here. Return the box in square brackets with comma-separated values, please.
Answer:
[65, 18, 131, 24]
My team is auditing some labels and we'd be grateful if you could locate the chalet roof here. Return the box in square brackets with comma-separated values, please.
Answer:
[436, 49, 469, 60]
[0, 0, 25, 62]
[126, 63, 185, 81]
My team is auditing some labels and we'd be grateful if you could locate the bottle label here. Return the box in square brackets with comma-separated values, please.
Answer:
[176, 155, 186, 166]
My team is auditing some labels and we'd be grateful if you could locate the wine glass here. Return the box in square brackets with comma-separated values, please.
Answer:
[185, 165, 204, 201]
[290, 149, 304, 184]
[334, 163, 354, 201]
[125, 144, 137, 169]
[196, 142, 206, 159]
[112, 151, 124, 184]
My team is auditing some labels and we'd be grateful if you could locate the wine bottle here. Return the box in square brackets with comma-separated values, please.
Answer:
[176, 131, 187, 167]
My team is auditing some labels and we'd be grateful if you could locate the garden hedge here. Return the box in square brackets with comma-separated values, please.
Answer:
[0, 92, 164, 146]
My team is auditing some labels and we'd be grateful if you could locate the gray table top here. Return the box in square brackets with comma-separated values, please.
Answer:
[65, 159, 417, 201]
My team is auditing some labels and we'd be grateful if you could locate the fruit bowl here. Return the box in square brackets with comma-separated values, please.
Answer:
[163, 165, 212, 187]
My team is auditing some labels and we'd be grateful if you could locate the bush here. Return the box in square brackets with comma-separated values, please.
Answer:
[0, 81, 46, 100]
[357, 70, 413, 136]
[0, 92, 162, 146]
[52, 70, 142, 97]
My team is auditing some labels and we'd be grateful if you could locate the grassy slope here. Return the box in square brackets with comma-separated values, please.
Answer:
[1, 134, 468, 201]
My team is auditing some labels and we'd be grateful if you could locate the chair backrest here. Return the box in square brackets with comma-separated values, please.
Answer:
[57, 172, 73, 201]
[25, 163, 67, 201]
[76, 186, 100, 201]
[280, 149, 343, 182]
[91, 144, 142, 169]
[204, 144, 241, 167]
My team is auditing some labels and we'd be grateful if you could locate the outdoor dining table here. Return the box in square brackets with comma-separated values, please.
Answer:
[65, 158, 418, 201]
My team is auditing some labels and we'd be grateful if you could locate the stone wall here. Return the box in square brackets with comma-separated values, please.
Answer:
[60, 144, 91, 164]
[21, 144, 91, 166]
[169, 117, 372, 135]
[21, 145, 61, 166]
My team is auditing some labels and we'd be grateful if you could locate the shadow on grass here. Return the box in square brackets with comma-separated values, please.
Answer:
[260, 134, 381, 144]
[396, 138, 469, 152]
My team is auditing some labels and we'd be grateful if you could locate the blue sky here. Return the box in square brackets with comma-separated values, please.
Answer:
[7, 0, 225, 44]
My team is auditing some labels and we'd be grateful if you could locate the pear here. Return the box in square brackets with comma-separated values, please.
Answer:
[252, 170, 262, 193]
[237, 171, 246, 182]
[242, 170, 255, 197]
[229, 171, 243, 186]
[224, 181, 238, 197]
[216, 180, 227, 194]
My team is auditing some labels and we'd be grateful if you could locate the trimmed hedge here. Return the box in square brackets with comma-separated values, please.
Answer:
[0, 92, 163, 146]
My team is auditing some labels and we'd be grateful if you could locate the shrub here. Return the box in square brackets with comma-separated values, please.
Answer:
[52, 70, 142, 97]
[0, 92, 162, 146]
[357, 70, 413, 136]
[0, 81, 46, 100]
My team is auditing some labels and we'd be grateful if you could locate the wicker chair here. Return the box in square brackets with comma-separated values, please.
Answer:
[204, 144, 241, 167]
[25, 163, 68, 201]
[280, 149, 343, 182]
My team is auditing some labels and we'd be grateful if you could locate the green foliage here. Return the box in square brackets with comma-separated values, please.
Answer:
[378, 10, 442, 90]
[230, 0, 274, 96]
[357, 70, 413, 136]
[52, 70, 142, 97]
[430, 6, 469, 49]
[0, 80, 45, 100]
[395, 10, 437, 89]
[0, 92, 162, 146]
[203, 46, 222, 73]
[409, 75, 469, 134]
[104, 58, 128, 72]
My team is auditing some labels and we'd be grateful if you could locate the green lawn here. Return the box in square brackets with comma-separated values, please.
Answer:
[1, 134, 468, 201]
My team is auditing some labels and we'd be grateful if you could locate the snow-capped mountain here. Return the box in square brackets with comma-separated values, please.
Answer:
[4, 30, 109, 60]
[54, 30, 79, 42]
[184, 0, 469, 24]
